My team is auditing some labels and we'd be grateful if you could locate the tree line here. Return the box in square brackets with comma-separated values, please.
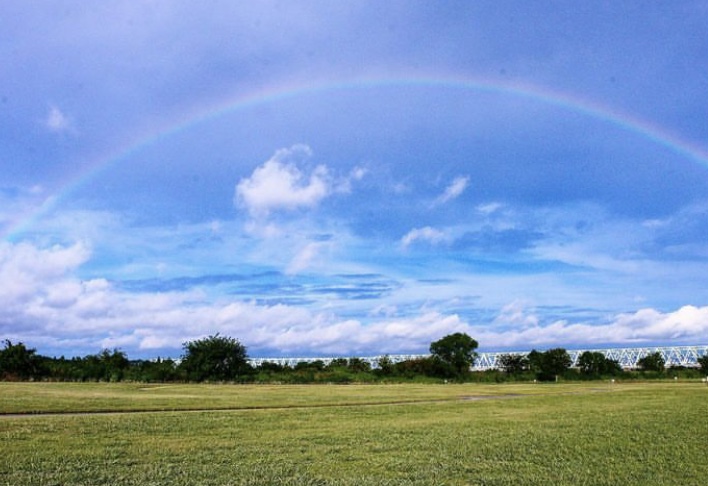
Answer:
[1, 335, 706, 383]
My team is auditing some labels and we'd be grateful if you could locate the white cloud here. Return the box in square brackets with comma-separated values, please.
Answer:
[477, 202, 503, 215]
[44, 105, 74, 134]
[286, 241, 327, 275]
[333, 166, 368, 194]
[0, 241, 90, 305]
[493, 300, 539, 328]
[434, 175, 469, 205]
[235, 145, 366, 220]
[235, 145, 329, 217]
[3, 240, 708, 358]
[473, 305, 708, 350]
[350, 166, 367, 181]
[401, 226, 449, 248]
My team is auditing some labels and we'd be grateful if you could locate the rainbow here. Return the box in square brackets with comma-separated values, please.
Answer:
[5, 73, 708, 241]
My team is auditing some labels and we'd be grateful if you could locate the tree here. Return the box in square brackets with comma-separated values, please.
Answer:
[180, 334, 249, 382]
[394, 356, 445, 378]
[326, 358, 348, 370]
[429, 332, 478, 378]
[497, 353, 529, 375]
[127, 358, 178, 382]
[537, 348, 572, 381]
[347, 357, 371, 373]
[99, 348, 130, 381]
[375, 355, 394, 376]
[0, 340, 45, 380]
[577, 351, 622, 377]
[698, 354, 708, 375]
[526, 350, 544, 375]
[637, 352, 665, 373]
[294, 360, 325, 371]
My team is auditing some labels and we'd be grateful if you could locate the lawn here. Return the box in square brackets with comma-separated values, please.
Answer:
[1, 381, 706, 485]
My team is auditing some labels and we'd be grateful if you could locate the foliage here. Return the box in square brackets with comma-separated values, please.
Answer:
[637, 351, 666, 373]
[528, 348, 572, 381]
[3, 335, 707, 384]
[179, 334, 250, 382]
[88, 349, 130, 382]
[429, 332, 479, 378]
[346, 357, 371, 373]
[526, 349, 544, 375]
[497, 353, 529, 375]
[374, 354, 394, 376]
[43, 349, 131, 382]
[0, 340, 45, 380]
[126, 358, 179, 382]
[696, 354, 708, 375]
[577, 351, 622, 377]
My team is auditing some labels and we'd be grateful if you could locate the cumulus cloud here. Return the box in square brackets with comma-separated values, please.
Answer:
[434, 175, 469, 206]
[0, 242, 90, 304]
[0, 241, 475, 356]
[401, 226, 449, 248]
[235, 145, 329, 217]
[235, 145, 367, 221]
[474, 304, 708, 350]
[3, 240, 708, 358]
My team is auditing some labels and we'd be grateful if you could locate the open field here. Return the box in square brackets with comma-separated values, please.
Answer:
[1, 382, 707, 485]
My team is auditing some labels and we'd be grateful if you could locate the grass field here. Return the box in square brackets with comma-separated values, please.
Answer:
[1, 381, 706, 485]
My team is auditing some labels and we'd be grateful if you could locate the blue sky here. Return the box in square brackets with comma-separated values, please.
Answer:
[2, 1, 708, 358]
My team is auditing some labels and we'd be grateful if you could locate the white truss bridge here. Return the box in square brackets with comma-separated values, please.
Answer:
[250, 344, 708, 371]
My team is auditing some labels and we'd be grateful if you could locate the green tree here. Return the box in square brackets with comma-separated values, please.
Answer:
[347, 357, 371, 373]
[526, 350, 544, 375]
[497, 353, 529, 375]
[698, 354, 708, 375]
[326, 358, 348, 370]
[429, 332, 479, 378]
[537, 348, 572, 381]
[127, 358, 178, 382]
[77, 349, 130, 381]
[577, 351, 622, 377]
[637, 352, 665, 373]
[294, 360, 325, 371]
[375, 355, 394, 376]
[99, 348, 130, 381]
[179, 334, 249, 382]
[0, 340, 45, 380]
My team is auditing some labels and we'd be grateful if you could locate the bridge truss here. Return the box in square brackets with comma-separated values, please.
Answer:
[249, 345, 708, 371]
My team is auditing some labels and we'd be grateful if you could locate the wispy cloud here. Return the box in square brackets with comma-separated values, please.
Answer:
[401, 226, 449, 248]
[286, 241, 327, 275]
[433, 176, 469, 206]
[477, 202, 503, 215]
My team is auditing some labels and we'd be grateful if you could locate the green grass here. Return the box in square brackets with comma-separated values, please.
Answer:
[1, 382, 706, 485]
[0, 382, 524, 414]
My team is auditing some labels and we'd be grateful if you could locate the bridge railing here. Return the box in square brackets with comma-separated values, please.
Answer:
[249, 345, 708, 371]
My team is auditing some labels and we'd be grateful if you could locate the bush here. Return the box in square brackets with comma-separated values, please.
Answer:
[179, 334, 250, 382]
